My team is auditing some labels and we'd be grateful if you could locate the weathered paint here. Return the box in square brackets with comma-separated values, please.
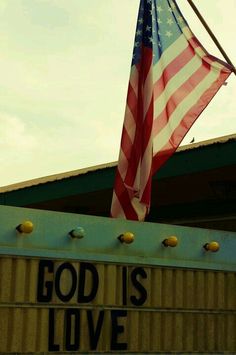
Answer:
[0, 205, 235, 354]
[0, 205, 235, 271]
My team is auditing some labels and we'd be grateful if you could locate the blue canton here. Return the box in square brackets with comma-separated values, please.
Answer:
[132, 0, 188, 66]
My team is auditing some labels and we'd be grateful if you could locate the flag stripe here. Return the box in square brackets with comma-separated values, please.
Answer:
[111, 0, 232, 221]
[120, 126, 134, 161]
[153, 34, 189, 83]
[129, 66, 139, 97]
[153, 44, 195, 100]
[153, 58, 210, 135]
[153, 68, 220, 153]
[110, 192, 126, 219]
[124, 47, 153, 188]
[112, 171, 139, 220]
[126, 83, 138, 123]
[152, 66, 230, 171]
[154, 55, 202, 117]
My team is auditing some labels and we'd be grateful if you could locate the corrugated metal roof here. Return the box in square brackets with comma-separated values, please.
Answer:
[0, 161, 117, 193]
[1, 134, 236, 193]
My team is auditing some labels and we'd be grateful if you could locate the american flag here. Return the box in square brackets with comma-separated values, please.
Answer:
[111, 0, 232, 221]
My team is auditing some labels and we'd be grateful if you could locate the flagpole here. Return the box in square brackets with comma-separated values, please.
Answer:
[187, 0, 236, 75]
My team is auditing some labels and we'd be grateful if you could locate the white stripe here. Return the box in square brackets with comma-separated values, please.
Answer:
[182, 26, 193, 41]
[124, 105, 136, 144]
[131, 196, 146, 221]
[132, 160, 141, 193]
[182, 26, 208, 59]
[153, 69, 220, 154]
[128, 138, 153, 198]
[140, 136, 153, 196]
[111, 193, 126, 218]
[154, 55, 202, 117]
[143, 66, 153, 117]
[118, 150, 128, 180]
[153, 34, 189, 83]
[129, 66, 139, 97]
[182, 26, 228, 70]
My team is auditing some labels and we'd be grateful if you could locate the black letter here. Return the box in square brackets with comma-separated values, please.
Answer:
[55, 262, 77, 302]
[122, 266, 127, 306]
[65, 309, 80, 351]
[87, 310, 104, 350]
[48, 309, 60, 351]
[130, 267, 147, 306]
[78, 262, 99, 303]
[110, 310, 127, 350]
[37, 260, 53, 302]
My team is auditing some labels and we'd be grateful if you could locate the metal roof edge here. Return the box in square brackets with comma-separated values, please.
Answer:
[1, 133, 236, 194]
[0, 161, 117, 193]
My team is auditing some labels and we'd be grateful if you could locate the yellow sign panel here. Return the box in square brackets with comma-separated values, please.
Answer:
[0, 257, 235, 353]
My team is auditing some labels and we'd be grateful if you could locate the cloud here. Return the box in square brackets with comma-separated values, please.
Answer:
[0, 113, 37, 151]
[0, 109, 121, 186]
[0, 113, 39, 185]
[0, 0, 235, 186]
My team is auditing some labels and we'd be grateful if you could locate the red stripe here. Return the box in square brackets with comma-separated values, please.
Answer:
[126, 82, 138, 123]
[152, 68, 231, 173]
[154, 44, 195, 101]
[153, 57, 210, 136]
[120, 125, 133, 161]
[141, 95, 154, 156]
[124, 46, 153, 187]
[112, 170, 139, 220]
[140, 168, 152, 205]
[188, 35, 206, 53]
[111, 3, 233, 221]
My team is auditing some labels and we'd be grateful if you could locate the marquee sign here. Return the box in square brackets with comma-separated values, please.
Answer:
[0, 257, 235, 353]
[0, 205, 235, 353]
[38, 260, 148, 352]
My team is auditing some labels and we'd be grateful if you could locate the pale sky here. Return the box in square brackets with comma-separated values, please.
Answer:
[0, 0, 235, 186]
